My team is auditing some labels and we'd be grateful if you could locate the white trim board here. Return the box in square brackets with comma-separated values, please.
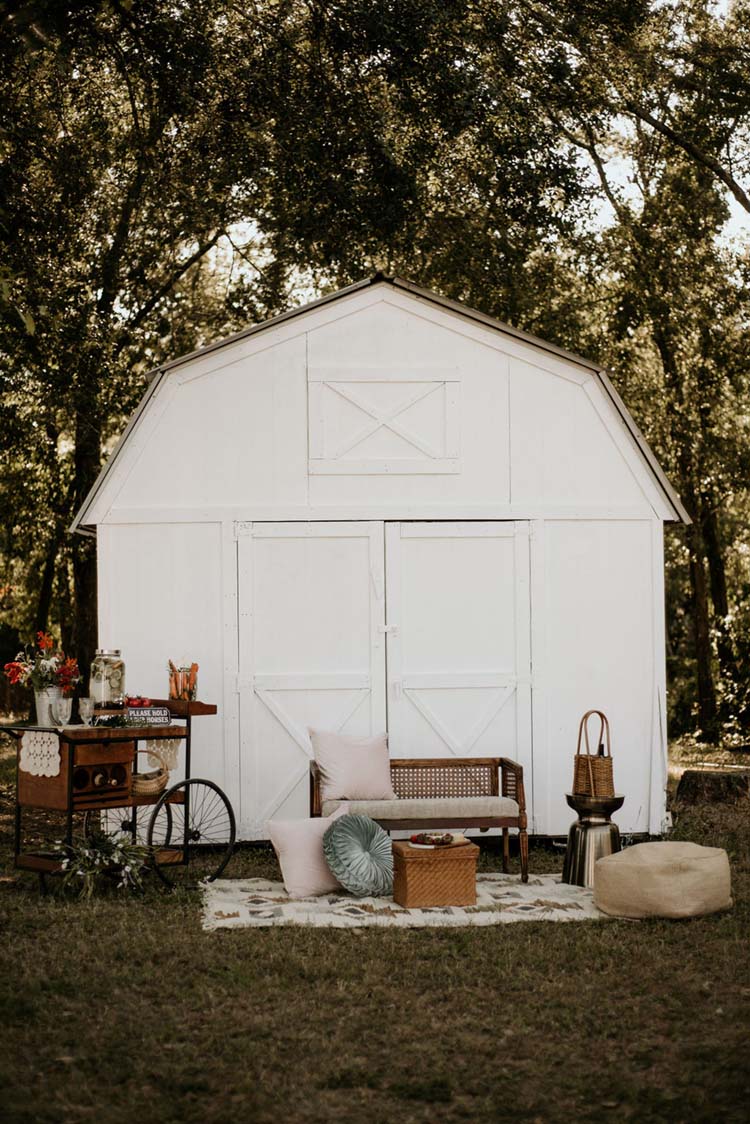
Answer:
[100, 505, 660, 525]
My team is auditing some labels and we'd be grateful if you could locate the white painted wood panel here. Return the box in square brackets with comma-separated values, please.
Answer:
[236, 522, 386, 837]
[385, 521, 532, 822]
[308, 299, 510, 505]
[110, 336, 308, 510]
[535, 520, 659, 835]
[509, 358, 653, 512]
[97, 522, 229, 788]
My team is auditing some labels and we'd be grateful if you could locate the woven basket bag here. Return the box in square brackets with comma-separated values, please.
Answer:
[572, 710, 615, 797]
[130, 744, 170, 799]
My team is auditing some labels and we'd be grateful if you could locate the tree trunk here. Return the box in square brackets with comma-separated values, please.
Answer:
[649, 318, 720, 742]
[72, 534, 97, 684]
[34, 526, 64, 635]
[701, 503, 739, 695]
[71, 400, 101, 682]
[687, 520, 719, 742]
[676, 768, 750, 804]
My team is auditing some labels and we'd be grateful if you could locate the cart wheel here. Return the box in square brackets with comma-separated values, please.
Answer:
[83, 805, 172, 847]
[147, 779, 235, 888]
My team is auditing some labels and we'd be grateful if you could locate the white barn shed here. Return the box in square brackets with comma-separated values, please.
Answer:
[73, 275, 689, 838]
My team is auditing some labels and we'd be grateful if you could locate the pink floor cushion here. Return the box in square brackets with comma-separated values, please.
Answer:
[267, 803, 349, 898]
[594, 841, 732, 919]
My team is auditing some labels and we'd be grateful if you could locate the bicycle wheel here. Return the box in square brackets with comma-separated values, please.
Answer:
[147, 779, 235, 888]
[83, 804, 171, 845]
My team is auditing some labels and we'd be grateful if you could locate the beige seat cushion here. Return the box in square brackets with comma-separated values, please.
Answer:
[594, 841, 732, 920]
[321, 795, 519, 820]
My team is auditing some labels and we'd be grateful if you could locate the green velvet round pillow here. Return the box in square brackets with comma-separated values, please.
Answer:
[323, 814, 393, 898]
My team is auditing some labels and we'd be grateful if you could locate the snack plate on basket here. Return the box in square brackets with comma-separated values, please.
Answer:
[408, 832, 468, 849]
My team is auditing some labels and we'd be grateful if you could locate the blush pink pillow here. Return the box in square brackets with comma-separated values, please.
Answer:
[309, 729, 396, 802]
[267, 803, 349, 898]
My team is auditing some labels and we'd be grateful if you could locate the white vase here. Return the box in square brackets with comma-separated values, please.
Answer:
[34, 686, 62, 728]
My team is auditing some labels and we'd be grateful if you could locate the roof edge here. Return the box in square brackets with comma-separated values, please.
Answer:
[70, 367, 169, 535]
[385, 277, 690, 524]
[386, 275, 602, 374]
[150, 275, 383, 380]
[596, 369, 691, 525]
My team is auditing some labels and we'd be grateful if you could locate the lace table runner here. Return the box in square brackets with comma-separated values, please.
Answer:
[146, 739, 180, 771]
[19, 731, 61, 777]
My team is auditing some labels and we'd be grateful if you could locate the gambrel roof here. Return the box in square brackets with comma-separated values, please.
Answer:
[72, 274, 690, 532]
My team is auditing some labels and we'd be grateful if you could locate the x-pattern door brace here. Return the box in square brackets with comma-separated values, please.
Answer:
[326, 380, 445, 460]
[403, 683, 516, 757]
[254, 682, 370, 822]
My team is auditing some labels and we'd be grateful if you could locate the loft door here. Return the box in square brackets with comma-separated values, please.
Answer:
[236, 522, 386, 836]
[384, 522, 532, 789]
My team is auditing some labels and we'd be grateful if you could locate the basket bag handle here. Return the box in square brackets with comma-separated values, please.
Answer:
[576, 710, 611, 796]
[576, 710, 611, 758]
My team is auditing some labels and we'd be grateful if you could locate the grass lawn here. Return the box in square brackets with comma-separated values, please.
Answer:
[0, 737, 748, 1124]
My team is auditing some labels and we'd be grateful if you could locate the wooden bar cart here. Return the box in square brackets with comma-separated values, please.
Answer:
[5, 699, 235, 889]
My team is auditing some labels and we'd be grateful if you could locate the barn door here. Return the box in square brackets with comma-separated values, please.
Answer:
[385, 522, 532, 799]
[237, 522, 386, 837]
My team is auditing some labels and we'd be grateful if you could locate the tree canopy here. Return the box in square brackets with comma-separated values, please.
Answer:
[1, 0, 748, 738]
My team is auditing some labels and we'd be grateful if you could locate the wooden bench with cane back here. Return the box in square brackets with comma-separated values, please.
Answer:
[310, 756, 529, 882]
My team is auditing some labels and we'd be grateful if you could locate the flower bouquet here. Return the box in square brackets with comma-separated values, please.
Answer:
[4, 632, 80, 725]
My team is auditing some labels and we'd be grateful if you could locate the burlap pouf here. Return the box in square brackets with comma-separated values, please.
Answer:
[594, 841, 732, 919]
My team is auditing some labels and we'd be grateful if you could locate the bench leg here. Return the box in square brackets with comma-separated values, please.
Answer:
[502, 828, 509, 873]
[519, 828, 529, 883]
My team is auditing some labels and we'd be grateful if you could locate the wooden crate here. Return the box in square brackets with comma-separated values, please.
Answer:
[392, 841, 479, 908]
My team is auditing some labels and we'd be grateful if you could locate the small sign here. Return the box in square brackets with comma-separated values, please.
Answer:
[126, 707, 171, 726]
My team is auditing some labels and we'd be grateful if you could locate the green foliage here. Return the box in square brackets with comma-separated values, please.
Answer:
[0, 0, 748, 738]
[58, 830, 149, 898]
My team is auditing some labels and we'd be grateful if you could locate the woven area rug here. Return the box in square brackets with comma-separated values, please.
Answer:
[202, 872, 607, 930]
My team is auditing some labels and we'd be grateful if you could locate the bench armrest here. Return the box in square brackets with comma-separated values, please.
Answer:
[499, 757, 527, 817]
[309, 760, 322, 817]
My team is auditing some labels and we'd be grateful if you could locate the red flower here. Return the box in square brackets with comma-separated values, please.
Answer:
[37, 631, 54, 652]
[3, 661, 24, 685]
[57, 657, 80, 696]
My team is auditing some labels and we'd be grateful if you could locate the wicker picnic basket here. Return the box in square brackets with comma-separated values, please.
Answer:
[572, 710, 615, 797]
[130, 745, 170, 798]
[392, 841, 479, 908]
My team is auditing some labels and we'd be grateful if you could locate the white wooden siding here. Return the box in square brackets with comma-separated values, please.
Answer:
[509, 357, 653, 511]
[532, 519, 661, 835]
[236, 521, 386, 837]
[88, 282, 674, 838]
[385, 521, 532, 816]
[105, 335, 309, 511]
[97, 522, 228, 786]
